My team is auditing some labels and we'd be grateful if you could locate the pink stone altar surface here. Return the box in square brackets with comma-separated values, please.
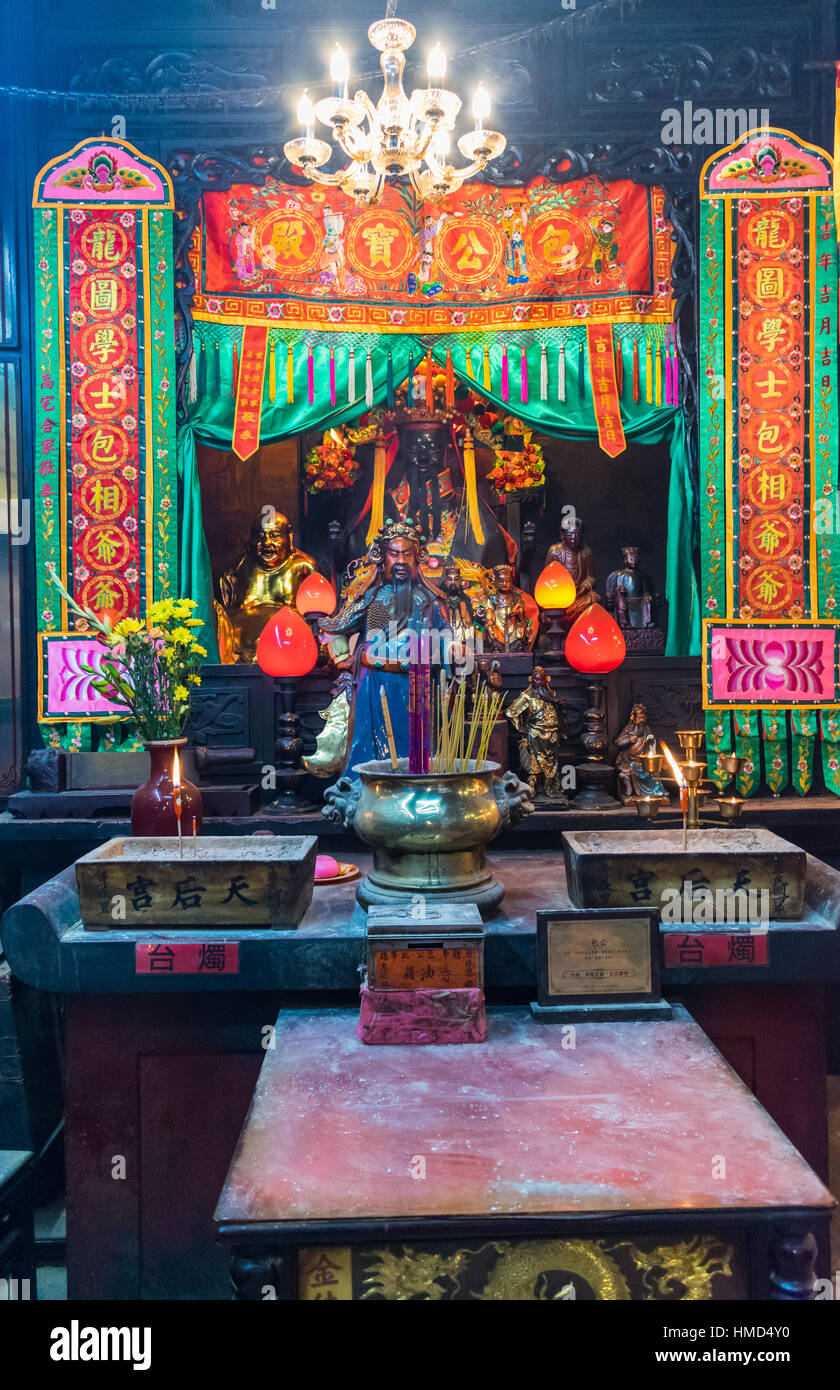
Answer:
[216, 1007, 833, 1226]
[357, 984, 486, 1045]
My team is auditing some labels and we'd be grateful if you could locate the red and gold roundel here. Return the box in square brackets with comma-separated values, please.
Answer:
[744, 563, 794, 616]
[744, 262, 795, 307]
[740, 361, 798, 412]
[436, 216, 504, 285]
[80, 220, 130, 268]
[741, 207, 798, 259]
[76, 423, 130, 472]
[744, 461, 796, 510]
[741, 411, 795, 460]
[347, 209, 414, 279]
[744, 513, 798, 563]
[79, 474, 129, 522]
[79, 523, 132, 575]
[78, 322, 131, 372]
[526, 210, 594, 277]
[743, 311, 798, 360]
[79, 273, 129, 319]
[255, 208, 322, 277]
[78, 372, 127, 421]
[79, 573, 132, 621]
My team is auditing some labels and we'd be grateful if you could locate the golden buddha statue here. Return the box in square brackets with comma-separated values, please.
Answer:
[216, 511, 316, 663]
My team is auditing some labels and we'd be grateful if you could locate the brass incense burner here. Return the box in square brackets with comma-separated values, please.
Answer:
[324, 759, 533, 916]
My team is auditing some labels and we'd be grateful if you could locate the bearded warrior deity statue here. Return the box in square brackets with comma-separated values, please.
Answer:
[319, 522, 451, 773]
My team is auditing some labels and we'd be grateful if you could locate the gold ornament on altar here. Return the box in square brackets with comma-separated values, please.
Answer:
[476, 564, 533, 652]
[506, 666, 569, 804]
[283, 17, 506, 206]
[216, 511, 316, 664]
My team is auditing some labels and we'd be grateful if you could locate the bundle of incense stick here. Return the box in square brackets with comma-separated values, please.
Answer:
[432, 675, 505, 774]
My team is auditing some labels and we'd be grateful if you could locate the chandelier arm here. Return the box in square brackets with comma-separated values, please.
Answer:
[335, 125, 373, 162]
[354, 90, 380, 134]
[306, 164, 357, 188]
[435, 157, 486, 182]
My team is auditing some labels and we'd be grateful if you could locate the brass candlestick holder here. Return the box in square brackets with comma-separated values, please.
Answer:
[714, 749, 744, 824]
[635, 734, 746, 830]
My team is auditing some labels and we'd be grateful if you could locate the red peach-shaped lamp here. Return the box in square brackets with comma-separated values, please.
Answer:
[533, 560, 576, 653]
[564, 603, 626, 809]
[295, 571, 337, 617]
[256, 607, 318, 811]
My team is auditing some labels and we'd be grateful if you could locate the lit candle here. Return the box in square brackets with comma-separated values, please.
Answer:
[330, 44, 349, 100]
[427, 42, 447, 85]
[473, 84, 491, 134]
[172, 748, 183, 858]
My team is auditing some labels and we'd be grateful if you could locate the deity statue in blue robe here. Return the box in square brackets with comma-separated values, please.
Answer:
[319, 522, 452, 774]
[613, 702, 668, 806]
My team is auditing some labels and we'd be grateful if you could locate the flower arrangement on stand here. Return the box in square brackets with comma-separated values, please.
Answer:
[48, 569, 207, 835]
[486, 436, 546, 494]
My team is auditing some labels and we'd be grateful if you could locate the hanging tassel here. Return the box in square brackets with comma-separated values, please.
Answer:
[329, 347, 336, 408]
[197, 339, 207, 398]
[482, 346, 491, 391]
[614, 338, 623, 398]
[466, 345, 475, 380]
[366, 433, 387, 544]
[462, 428, 485, 545]
[501, 345, 509, 402]
[424, 348, 434, 408]
[672, 338, 680, 407]
[654, 341, 662, 407]
[645, 338, 653, 405]
[231, 339, 239, 397]
[386, 350, 394, 407]
[365, 349, 373, 407]
[520, 347, 528, 404]
[664, 342, 672, 406]
[267, 339, 276, 404]
[578, 341, 585, 401]
[557, 345, 566, 402]
[632, 339, 640, 403]
[407, 352, 414, 406]
[445, 347, 455, 409]
[307, 345, 314, 405]
[539, 345, 548, 402]
[188, 345, 198, 404]
[286, 343, 294, 405]
[213, 342, 221, 397]
[348, 347, 356, 403]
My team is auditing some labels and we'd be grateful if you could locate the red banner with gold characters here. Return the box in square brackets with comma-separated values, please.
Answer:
[194, 175, 674, 333]
[586, 323, 627, 458]
[68, 208, 141, 619]
[735, 197, 806, 619]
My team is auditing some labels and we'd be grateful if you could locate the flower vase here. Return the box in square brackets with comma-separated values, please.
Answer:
[131, 737, 203, 838]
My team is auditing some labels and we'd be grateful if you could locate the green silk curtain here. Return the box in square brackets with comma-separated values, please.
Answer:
[182, 331, 700, 657]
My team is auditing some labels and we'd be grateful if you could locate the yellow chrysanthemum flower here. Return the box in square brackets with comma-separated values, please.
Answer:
[188, 672, 202, 685]
[171, 626, 193, 645]
[173, 684, 189, 702]
[190, 643, 208, 659]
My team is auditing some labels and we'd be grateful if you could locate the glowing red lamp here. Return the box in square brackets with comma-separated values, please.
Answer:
[256, 606, 318, 678]
[295, 571, 336, 617]
[564, 603, 626, 674]
[534, 561, 576, 611]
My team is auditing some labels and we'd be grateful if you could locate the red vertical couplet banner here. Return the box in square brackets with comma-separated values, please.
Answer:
[586, 323, 626, 457]
[736, 198, 806, 619]
[69, 209, 141, 621]
[232, 325, 269, 460]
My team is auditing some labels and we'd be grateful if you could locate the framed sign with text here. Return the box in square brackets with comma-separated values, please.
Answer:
[536, 907, 661, 1009]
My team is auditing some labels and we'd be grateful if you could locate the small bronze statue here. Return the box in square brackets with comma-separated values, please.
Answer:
[440, 562, 476, 670]
[546, 515, 600, 627]
[506, 665, 569, 803]
[216, 511, 316, 663]
[478, 564, 533, 652]
[614, 701, 668, 805]
[605, 545, 664, 652]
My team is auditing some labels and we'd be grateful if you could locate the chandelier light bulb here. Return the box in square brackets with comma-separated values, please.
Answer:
[297, 90, 316, 135]
[427, 42, 447, 84]
[330, 44, 350, 98]
[472, 83, 491, 130]
[433, 128, 451, 160]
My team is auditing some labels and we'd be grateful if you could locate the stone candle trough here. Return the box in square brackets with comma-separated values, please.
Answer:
[76, 835, 317, 929]
[562, 827, 806, 919]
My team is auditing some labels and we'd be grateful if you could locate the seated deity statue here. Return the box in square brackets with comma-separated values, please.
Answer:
[476, 564, 533, 653]
[216, 511, 315, 664]
[546, 515, 601, 627]
[613, 702, 668, 805]
[605, 544, 665, 652]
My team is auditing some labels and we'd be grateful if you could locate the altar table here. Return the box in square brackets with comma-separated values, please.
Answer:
[214, 1006, 833, 1301]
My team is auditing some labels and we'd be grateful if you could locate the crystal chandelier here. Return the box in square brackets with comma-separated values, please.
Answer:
[283, 15, 506, 205]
